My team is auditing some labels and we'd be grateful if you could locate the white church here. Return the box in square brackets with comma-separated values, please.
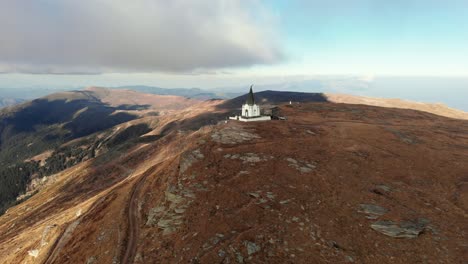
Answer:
[229, 85, 271, 122]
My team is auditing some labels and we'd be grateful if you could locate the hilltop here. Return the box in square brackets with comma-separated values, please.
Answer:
[326, 93, 468, 120]
[0, 88, 466, 263]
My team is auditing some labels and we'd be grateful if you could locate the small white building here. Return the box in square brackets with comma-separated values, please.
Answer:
[230, 85, 271, 122]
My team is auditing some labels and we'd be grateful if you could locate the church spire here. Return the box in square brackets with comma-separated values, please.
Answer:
[245, 85, 255, 105]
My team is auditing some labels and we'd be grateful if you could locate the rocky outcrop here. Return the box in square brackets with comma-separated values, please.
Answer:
[371, 218, 430, 238]
[358, 204, 388, 219]
[224, 153, 274, 164]
[211, 127, 260, 144]
[146, 187, 195, 235]
[179, 149, 204, 175]
[285, 158, 316, 173]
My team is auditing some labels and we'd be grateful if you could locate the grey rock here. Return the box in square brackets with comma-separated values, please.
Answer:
[235, 252, 244, 263]
[245, 241, 261, 255]
[211, 127, 260, 144]
[174, 208, 186, 214]
[240, 153, 262, 163]
[146, 206, 166, 226]
[229, 152, 271, 163]
[286, 158, 316, 173]
[359, 204, 388, 216]
[202, 242, 212, 250]
[376, 184, 391, 192]
[371, 219, 429, 238]
[157, 219, 172, 228]
[179, 149, 204, 175]
[299, 166, 313, 173]
[166, 192, 185, 204]
[248, 192, 260, 198]
[192, 149, 204, 159]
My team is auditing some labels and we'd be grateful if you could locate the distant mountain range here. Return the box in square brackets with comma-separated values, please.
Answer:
[1, 75, 468, 111]
[116, 85, 241, 100]
[0, 97, 24, 108]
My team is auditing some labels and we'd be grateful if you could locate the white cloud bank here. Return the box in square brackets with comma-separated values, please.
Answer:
[0, 0, 283, 74]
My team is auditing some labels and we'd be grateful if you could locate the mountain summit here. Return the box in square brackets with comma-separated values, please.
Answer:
[0, 88, 466, 263]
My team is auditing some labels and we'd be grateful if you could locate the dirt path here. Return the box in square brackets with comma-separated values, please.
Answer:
[121, 164, 159, 264]
[42, 159, 162, 264]
[43, 196, 106, 264]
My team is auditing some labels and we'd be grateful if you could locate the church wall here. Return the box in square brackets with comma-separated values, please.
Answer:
[242, 104, 260, 117]
[238, 115, 271, 122]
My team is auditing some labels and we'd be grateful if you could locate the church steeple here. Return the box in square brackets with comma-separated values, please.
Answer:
[230, 84, 270, 121]
[245, 85, 255, 105]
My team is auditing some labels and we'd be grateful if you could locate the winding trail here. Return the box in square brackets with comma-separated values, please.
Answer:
[43, 196, 106, 264]
[121, 164, 159, 264]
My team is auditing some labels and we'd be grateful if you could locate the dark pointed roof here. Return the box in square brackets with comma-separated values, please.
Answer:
[245, 85, 255, 105]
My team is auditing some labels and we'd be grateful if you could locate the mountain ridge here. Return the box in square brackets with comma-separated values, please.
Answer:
[326, 93, 468, 120]
[0, 88, 466, 263]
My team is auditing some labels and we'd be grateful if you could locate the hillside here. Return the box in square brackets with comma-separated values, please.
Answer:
[326, 93, 468, 120]
[0, 90, 466, 263]
[0, 88, 202, 215]
[84, 86, 202, 111]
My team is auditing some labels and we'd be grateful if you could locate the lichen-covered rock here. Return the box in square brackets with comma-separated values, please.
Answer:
[146, 187, 195, 235]
[244, 241, 261, 255]
[211, 127, 260, 144]
[179, 149, 204, 175]
[371, 218, 429, 238]
[285, 158, 316, 173]
[358, 204, 388, 217]
[225, 153, 274, 164]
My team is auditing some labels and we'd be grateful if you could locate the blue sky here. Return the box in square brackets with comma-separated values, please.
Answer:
[262, 0, 468, 76]
[0, 0, 467, 109]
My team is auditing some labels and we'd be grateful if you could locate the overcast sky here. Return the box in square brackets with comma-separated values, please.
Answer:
[0, 0, 284, 74]
[0, 0, 467, 108]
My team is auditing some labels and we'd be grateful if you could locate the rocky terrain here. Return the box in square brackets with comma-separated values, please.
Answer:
[0, 89, 467, 263]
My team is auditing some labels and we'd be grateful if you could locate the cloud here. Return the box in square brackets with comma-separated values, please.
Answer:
[0, 0, 283, 74]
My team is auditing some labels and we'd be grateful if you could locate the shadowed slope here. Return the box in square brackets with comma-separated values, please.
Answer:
[217, 90, 328, 110]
